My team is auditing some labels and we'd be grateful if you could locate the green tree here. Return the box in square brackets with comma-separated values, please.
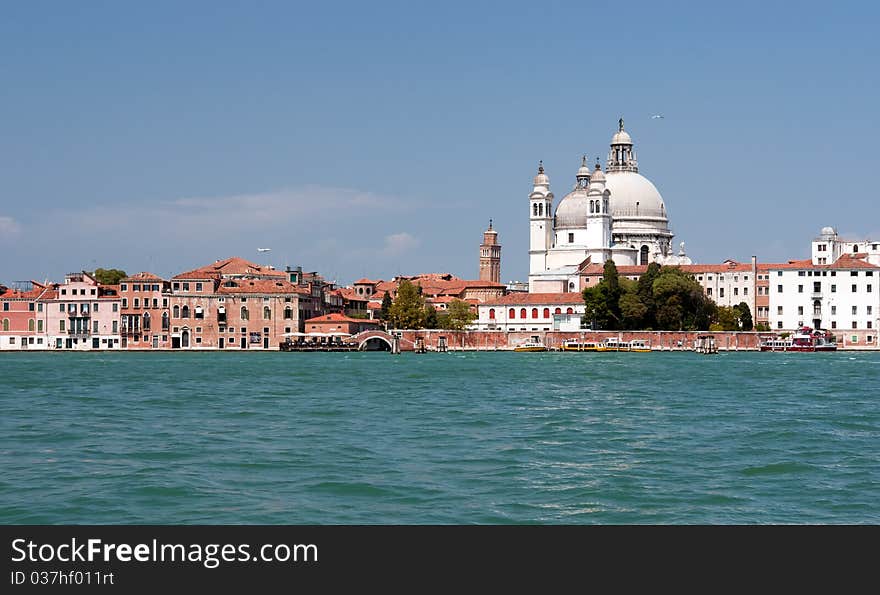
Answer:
[583, 284, 614, 330]
[619, 287, 648, 330]
[388, 280, 426, 329]
[714, 306, 740, 331]
[603, 259, 622, 325]
[422, 304, 439, 329]
[651, 267, 716, 331]
[91, 268, 127, 285]
[582, 260, 623, 330]
[380, 292, 393, 320]
[735, 302, 754, 331]
[444, 299, 477, 331]
[636, 262, 661, 328]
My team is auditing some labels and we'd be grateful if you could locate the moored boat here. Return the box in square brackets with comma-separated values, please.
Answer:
[514, 336, 548, 352]
[513, 340, 548, 352]
[759, 327, 837, 352]
[562, 340, 600, 352]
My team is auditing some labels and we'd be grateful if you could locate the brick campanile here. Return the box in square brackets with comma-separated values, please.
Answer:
[479, 220, 501, 283]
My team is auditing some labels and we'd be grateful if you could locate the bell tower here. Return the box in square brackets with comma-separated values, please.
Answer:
[529, 161, 554, 277]
[479, 220, 502, 283]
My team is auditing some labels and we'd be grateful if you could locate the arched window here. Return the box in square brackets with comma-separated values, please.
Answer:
[566, 308, 574, 315]
[533, 203, 538, 216]
[554, 308, 561, 315]
[531, 308, 538, 318]
[489, 308, 496, 319]
[543, 308, 550, 318]
[241, 306, 249, 321]
[509, 308, 516, 319]
[853, 245, 859, 253]
[284, 307, 292, 320]
[539, 203, 543, 216]
[263, 306, 271, 320]
[640, 245, 649, 266]
[181, 305, 190, 318]
[143, 312, 151, 330]
[2, 319, 8, 331]
[172, 305, 180, 318]
[590, 200, 594, 213]
[520, 308, 527, 319]
[28, 319, 35, 332]
[162, 311, 169, 330]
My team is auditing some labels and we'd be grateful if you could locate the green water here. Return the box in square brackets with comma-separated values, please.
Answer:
[1, 351, 878, 524]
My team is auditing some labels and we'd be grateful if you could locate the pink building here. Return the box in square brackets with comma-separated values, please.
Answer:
[119, 272, 171, 349]
[0, 281, 52, 350]
[166, 257, 320, 350]
[44, 272, 121, 350]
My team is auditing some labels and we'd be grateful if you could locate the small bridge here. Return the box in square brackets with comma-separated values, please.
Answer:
[350, 330, 415, 352]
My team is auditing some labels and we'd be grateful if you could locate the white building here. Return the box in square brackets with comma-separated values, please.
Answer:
[529, 119, 691, 293]
[475, 293, 585, 332]
[769, 229, 879, 346]
[812, 226, 879, 266]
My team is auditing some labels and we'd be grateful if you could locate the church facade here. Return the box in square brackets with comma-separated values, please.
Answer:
[528, 120, 691, 292]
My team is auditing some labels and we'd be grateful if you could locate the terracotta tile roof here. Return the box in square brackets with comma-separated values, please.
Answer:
[366, 302, 382, 310]
[482, 292, 584, 306]
[339, 287, 368, 301]
[0, 281, 51, 299]
[769, 254, 879, 270]
[174, 257, 286, 280]
[353, 278, 379, 285]
[98, 285, 121, 299]
[305, 313, 382, 324]
[123, 272, 165, 281]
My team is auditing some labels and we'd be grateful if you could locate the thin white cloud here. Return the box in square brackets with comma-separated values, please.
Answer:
[42, 185, 412, 236]
[0, 216, 22, 240]
[380, 232, 419, 257]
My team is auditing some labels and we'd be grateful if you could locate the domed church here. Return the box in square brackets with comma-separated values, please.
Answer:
[528, 119, 691, 292]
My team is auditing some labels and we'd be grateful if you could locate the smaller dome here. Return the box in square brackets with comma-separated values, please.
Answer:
[590, 163, 606, 184]
[611, 130, 632, 145]
[576, 156, 591, 179]
[533, 161, 550, 186]
[820, 226, 836, 236]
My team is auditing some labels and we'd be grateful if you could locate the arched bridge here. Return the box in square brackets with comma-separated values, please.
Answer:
[349, 330, 415, 352]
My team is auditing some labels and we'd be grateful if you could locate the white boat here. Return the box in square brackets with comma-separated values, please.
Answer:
[514, 336, 548, 352]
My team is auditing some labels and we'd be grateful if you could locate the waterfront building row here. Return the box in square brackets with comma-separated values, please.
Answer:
[0, 257, 344, 351]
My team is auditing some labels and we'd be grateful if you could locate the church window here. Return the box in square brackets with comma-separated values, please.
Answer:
[488, 309, 495, 320]
[520, 308, 527, 319]
[539, 203, 543, 216]
[568, 233, 574, 244]
[566, 308, 573, 315]
[640, 246, 649, 265]
[543, 308, 550, 318]
[531, 308, 538, 318]
[554, 308, 561, 315]
[533, 203, 538, 216]
[509, 308, 515, 319]
[590, 200, 594, 213]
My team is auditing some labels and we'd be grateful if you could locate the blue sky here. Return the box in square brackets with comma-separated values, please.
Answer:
[1, 1, 878, 285]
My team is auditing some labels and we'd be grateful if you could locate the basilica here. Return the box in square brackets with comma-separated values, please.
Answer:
[528, 119, 691, 292]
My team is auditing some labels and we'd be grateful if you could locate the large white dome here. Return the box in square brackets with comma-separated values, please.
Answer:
[554, 189, 589, 228]
[605, 171, 667, 219]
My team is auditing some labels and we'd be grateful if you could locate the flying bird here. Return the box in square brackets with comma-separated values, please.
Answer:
[257, 248, 271, 253]
[651, 114, 664, 119]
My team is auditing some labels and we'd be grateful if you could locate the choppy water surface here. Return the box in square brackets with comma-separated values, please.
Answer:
[1, 351, 878, 523]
